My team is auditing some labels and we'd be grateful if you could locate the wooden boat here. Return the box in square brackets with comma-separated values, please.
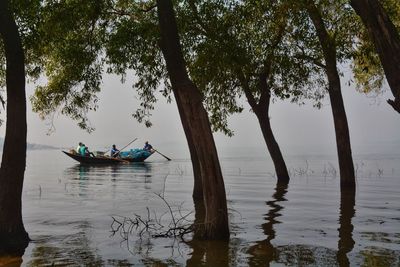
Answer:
[63, 149, 154, 164]
[63, 151, 125, 164]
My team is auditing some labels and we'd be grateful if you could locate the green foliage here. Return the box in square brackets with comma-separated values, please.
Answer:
[26, 0, 173, 131]
[2, 0, 397, 133]
[351, 0, 400, 96]
[27, 0, 111, 132]
[175, 0, 332, 135]
[2, 0, 166, 131]
[0, 0, 43, 129]
[105, 1, 168, 128]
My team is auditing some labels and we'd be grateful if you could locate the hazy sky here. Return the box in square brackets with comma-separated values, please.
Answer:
[1, 66, 399, 157]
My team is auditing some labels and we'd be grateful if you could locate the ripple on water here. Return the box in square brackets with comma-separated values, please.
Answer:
[16, 150, 400, 266]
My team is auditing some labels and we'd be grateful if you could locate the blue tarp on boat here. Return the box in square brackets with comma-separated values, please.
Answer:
[119, 149, 152, 160]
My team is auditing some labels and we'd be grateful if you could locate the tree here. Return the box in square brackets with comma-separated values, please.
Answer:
[156, 0, 229, 239]
[28, 0, 229, 239]
[0, 0, 30, 255]
[176, 1, 326, 184]
[300, 0, 356, 191]
[350, 0, 400, 113]
[185, 1, 293, 183]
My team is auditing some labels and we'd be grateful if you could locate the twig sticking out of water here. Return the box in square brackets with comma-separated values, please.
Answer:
[175, 165, 185, 176]
[290, 160, 315, 177]
[110, 193, 194, 243]
[323, 162, 337, 178]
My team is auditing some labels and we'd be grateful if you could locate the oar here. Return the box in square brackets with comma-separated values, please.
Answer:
[112, 138, 138, 157]
[154, 149, 171, 161]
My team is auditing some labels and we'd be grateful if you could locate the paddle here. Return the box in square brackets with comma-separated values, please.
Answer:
[112, 138, 138, 157]
[154, 149, 171, 161]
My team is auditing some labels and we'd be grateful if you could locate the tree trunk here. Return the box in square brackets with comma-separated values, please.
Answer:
[350, 0, 400, 113]
[242, 74, 290, 184]
[184, 126, 203, 201]
[337, 189, 355, 267]
[0, 0, 30, 255]
[307, 3, 356, 191]
[327, 77, 356, 190]
[156, 0, 229, 240]
[254, 102, 289, 184]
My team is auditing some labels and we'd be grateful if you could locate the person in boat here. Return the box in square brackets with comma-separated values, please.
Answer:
[85, 146, 95, 157]
[143, 141, 154, 152]
[76, 142, 83, 154]
[79, 144, 95, 157]
[111, 144, 120, 157]
[79, 143, 86, 156]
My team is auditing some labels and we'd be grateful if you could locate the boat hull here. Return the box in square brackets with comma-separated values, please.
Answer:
[63, 151, 125, 164]
[63, 150, 153, 164]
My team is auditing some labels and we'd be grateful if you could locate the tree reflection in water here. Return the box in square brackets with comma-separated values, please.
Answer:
[25, 220, 143, 266]
[0, 255, 22, 267]
[116, 197, 236, 266]
[186, 200, 230, 266]
[19, 162, 397, 265]
[337, 189, 356, 267]
[247, 184, 357, 266]
[247, 183, 288, 266]
[26, 221, 104, 266]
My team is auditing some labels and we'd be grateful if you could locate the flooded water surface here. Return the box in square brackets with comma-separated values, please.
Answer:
[2, 149, 400, 266]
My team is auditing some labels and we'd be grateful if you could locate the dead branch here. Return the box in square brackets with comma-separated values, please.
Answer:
[110, 193, 195, 243]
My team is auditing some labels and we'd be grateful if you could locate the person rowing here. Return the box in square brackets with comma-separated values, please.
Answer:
[111, 144, 120, 157]
[143, 141, 154, 152]
[79, 144, 95, 157]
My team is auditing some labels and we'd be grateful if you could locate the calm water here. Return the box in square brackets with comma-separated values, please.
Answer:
[1, 149, 399, 266]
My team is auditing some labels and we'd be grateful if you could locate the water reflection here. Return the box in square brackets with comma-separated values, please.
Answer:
[26, 221, 104, 266]
[18, 151, 400, 265]
[187, 200, 230, 267]
[65, 162, 153, 178]
[337, 189, 356, 267]
[63, 163, 153, 193]
[247, 183, 288, 266]
[247, 186, 358, 266]
[0, 256, 22, 267]
[187, 240, 230, 267]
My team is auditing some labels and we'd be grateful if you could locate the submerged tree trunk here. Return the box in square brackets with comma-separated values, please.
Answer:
[156, 0, 229, 240]
[337, 189, 356, 267]
[242, 74, 290, 184]
[0, 0, 30, 255]
[307, 3, 356, 191]
[350, 0, 400, 113]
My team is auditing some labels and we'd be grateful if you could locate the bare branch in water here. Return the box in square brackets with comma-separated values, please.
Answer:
[110, 193, 195, 243]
